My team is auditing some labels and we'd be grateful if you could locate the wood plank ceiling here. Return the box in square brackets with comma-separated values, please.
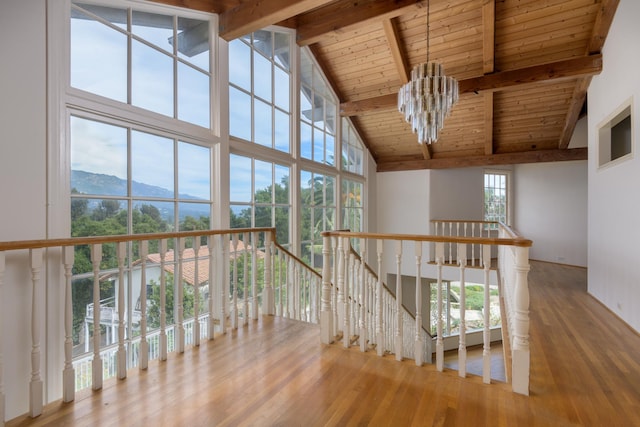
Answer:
[152, 0, 619, 172]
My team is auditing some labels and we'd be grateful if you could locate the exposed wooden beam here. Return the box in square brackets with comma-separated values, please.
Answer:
[376, 148, 588, 172]
[341, 55, 603, 116]
[288, 0, 425, 46]
[558, 78, 590, 149]
[459, 54, 603, 94]
[482, 0, 495, 156]
[219, 0, 335, 41]
[420, 142, 432, 160]
[588, 0, 620, 54]
[559, 0, 619, 149]
[147, 0, 218, 13]
[383, 18, 410, 85]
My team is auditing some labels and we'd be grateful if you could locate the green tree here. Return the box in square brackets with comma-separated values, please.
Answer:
[147, 272, 202, 330]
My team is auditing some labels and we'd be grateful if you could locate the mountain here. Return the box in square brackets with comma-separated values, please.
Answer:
[71, 170, 201, 200]
[71, 170, 209, 220]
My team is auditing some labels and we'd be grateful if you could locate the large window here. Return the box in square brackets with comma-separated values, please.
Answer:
[484, 171, 509, 228]
[342, 179, 363, 233]
[300, 170, 336, 269]
[228, 29, 292, 152]
[300, 49, 336, 166]
[71, 2, 211, 128]
[342, 118, 365, 175]
[229, 154, 291, 247]
[66, 1, 216, 387]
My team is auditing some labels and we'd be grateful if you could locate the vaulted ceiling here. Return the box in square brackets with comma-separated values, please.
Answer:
[152, 0, 619, 171]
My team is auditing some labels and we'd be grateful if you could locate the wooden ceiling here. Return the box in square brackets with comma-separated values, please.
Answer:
[152, 0, 619, 171]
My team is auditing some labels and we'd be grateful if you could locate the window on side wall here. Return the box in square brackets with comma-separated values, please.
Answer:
[483, 171, 510, 230]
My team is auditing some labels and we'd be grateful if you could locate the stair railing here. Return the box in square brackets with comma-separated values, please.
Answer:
[320, 226, 532, 395]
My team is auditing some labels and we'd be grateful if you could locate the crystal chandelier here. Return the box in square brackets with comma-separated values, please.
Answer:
[397, 0, 459, 145]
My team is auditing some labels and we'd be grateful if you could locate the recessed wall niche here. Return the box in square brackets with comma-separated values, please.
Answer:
[598, 98, 633, 167]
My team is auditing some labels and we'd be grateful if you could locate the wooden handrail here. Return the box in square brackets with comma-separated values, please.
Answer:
[322, 230, 532, 247]
[0, 227, 277, 252]
[273, 241, 322, 279]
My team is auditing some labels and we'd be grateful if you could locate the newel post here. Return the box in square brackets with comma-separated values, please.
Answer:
[512, 245, 531, 395]
[320, 235, 333, 344]
[262, 232, 274, 315]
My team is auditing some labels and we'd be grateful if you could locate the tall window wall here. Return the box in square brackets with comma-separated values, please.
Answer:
[64, 0, 216, 380]
[229, 154, 291, 247]
[228, 29, 292, 152]
[301, 171, 336, 269]
[300, 49, 336, 166]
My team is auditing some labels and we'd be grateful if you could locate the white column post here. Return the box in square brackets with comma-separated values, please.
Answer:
[231, 234, 239, 329]
[192, 238, 200, 346]
[90, 244, 103, 391]
[512, 245, 531, 395]
[482, 244, 492, 384]
[207, 236, 215, 340]
[435, 242, 444, 371]
[394, 240, 403, 361]
[159, 239, 168, 359]
[139, 240, 150, 364]
[342, 237, 350, 348]
[336, 237, 345, 335]
[321, 235, 333, 343]
[29, 249, 44, 417]
[0, 252, 4, 425]
[262, 232, 274, 315]
[62, 246, 75, 402]
[116, 242, 126, 379]
[457, 243, 467, 378]
[176, 238, 185, 353]
[359, 238, 367, 352]
[376, 240, 384, 357]
[251, 231, 259, 320]
[414, 242, 423, 366]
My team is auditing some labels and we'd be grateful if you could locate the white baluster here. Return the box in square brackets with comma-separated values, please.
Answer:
[263, 233, 274, 315]
[277, 248, 283, 317]
[62, 246, 75, 402]
[376, 240, 384, 357]
[193, 238, 201, 346]
[90, 244, 103, 391]
[482, 244, 492, 384]
[176, 238, 185, 353]
[138, 240, 150, 366]
[359, 238, 367, 352]
[231, 234, 239, 329]
[242, 232, 248, 325]
[220, 235, 228, 333]
[448, 222, 453, 264]
[415, 242, 423, 366]
[159, 239, 168, 359]
[331, 236, 338, 337]
[336, 237, 345, 335]
[207, 236, 215, 341]
[394, 240, 403, 361]
[115, 242, 126, 379]
[342, 237, 350, 347]
[286, 256, 292, 319]
[0, 252, 4, 425]
[251, 231, 259, 320]
[471, 223, 476, 266]
[435, 242, 444, 371]
[323, 237, 334, 340]
[27, 248, 44, 417]
[512, 245, 531, 395]
[458, 243, 467, 378]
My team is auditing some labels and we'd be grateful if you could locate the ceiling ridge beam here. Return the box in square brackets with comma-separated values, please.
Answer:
[340, 54, 603, 116]
[287, 0, 426, 47]
[376, 148, 588, 172]
[219, 0, 336, 41]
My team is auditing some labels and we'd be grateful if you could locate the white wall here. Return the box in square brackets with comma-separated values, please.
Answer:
[514, 161, 588, 267]
[429, 167, 484, 221]
[587, 0, 640, 332]
[376, 170, 430, 276]
[0, 0, 49, 420]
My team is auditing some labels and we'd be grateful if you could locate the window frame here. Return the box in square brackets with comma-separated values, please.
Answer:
[483, 170, 512, 229]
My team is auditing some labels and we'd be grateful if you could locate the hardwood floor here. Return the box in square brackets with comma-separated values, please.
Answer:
[7, 261, 640, 426]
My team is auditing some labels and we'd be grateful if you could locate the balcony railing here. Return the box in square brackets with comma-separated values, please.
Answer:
[0, 227, 320, 424]
[320, 221, 532, 395]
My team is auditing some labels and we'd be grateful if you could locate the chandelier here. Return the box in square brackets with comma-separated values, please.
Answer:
[397, 0, 459, 145]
